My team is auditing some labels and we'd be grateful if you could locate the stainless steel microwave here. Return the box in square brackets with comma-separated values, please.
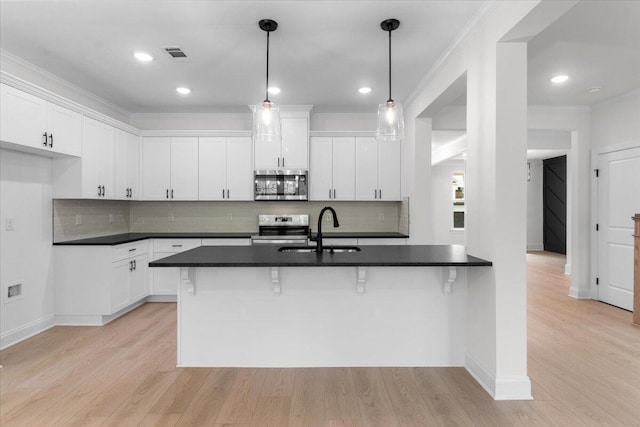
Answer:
[254, 170, 308, 201]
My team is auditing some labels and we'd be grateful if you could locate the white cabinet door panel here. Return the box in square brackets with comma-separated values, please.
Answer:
[309, 137, 333, 201]
[199, 137, 227, 200]
[170, 137, 199, 200]
[332, 137, 355, 200]
[281, 117, 308, 169]
[0, 84, 47, 149]
[130, 254, 149, 302]
[126, 132, 140, 200]
[142, 137, 171, 200]
[226, 137, 253, 200]
[355, 137, 378, 200]
[254, 137, 280, 170]
[47, 102, 82, 156]
[81, 117, 114, 199]
[111, 259, 131, 313]
[378, 140, 401, 201]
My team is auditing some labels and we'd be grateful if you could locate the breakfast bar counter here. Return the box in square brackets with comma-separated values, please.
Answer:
[149, 244, 491, 368]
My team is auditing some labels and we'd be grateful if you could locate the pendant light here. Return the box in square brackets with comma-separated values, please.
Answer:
[376, 18, 404, 142]
[253, 19, 281, 143]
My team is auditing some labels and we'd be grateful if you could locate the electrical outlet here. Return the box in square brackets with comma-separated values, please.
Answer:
[226, 213, 233, 221]
[75, 214, 82, 225]
[5, 218, 14, 231]
[169, 212, 175, 222]
[378, 213, 385, 222]
[109, 213, 114, 223]
[325, 213, 332, 221]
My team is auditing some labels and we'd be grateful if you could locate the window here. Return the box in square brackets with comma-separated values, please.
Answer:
[452, 172, 465, 229]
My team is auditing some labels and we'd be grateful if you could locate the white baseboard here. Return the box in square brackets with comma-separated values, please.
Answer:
[527, 244, 544, 251]
[0, 314, 55, 350]
[564, 263, 571, 275]
[465, 353, 532, 400]
[146, 295, 177, 303]
[55, 300, 146, 326]
[568, 286, 591, 299]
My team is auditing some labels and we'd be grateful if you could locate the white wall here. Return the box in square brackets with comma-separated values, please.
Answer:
[591, 91, 640, 152]
[527, 159, 543, 250]
[0, 149, 55, 349]
[431, 159, 465, 245]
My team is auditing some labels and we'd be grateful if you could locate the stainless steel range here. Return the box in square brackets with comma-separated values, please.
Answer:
[250, 214, 310, 245]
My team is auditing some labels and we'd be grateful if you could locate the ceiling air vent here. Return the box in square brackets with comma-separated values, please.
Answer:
[164, 47, 187, 58]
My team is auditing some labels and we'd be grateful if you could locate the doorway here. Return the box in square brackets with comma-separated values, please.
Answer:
[543, 155, 567, 254]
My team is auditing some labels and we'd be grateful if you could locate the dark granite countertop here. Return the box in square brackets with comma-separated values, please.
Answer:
[53, 232, 255, 245]
[149, 244, 491, 268]
[53, 232, 409, 245]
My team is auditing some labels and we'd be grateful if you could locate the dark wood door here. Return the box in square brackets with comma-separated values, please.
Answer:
[543, 155, 567, 254]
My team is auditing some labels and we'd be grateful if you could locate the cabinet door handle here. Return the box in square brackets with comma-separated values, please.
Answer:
[282, 157, 285, 168]
[166, 189, 169, 199]
[379, 189, 382, 199]
[98, 185, 102, 197]
[133, 259, 136, 270]
[128, 248, 136, 252]
[374, 189, 377, 199]
[49, 133, 53, 148]
[171, 244, 183, 248]
[102, 185, 105, 197]
[171, 189, 174, 199]
[329, 189, 332, 199]
[277, 157, 280, 168]
[333, 189, 336, 199]
[129, 260, 133, 271]
[222, 189, 225, 199]
[43, 132, 48, 147]
[227, 189, 230, 199]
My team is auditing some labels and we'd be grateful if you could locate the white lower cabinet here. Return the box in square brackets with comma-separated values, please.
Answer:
[54, 241, 149, 325]
[150, 239, 202, 296]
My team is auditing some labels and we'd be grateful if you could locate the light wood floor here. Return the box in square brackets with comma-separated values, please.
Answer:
[1, 251, 639, 426]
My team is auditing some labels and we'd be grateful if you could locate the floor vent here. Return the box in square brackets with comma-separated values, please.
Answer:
[164, 47, 187, 58]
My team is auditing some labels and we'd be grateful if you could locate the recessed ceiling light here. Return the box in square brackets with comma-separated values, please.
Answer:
[134, 52, 153, 62]
[551, 74, 569, 84]
[587, 86, 602, 94]
[176, 87, 191, 95]
[358, 87, 372, 94]
[268, 87, 281, 95]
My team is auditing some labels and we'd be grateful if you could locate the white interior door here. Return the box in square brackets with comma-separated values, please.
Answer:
[597, 147, 640, 311]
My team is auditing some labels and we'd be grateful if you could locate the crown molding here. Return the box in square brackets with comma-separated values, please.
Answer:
[130, 112, 251, 120]
[0, 49, 131, 119]
[0, 71, 140, 135]
[591, 88, 640, 110]
[311, 113, 377, 118]
[309, 131, 376, 138]
[139, 130, 252, 137]
[528, 105, 591, 113]
[403, 0, 500, 107]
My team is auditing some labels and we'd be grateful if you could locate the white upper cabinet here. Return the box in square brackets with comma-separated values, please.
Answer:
[254, 116, 308, 170]
[81, 117, 115, 199]
[355, 137, 401, 201]
[200, 136, 253, 201]
[0, 83, 81, 157]
[142, 137, 199, 200]
[309, 136, 355, 201]
[114, 129, 140, 200]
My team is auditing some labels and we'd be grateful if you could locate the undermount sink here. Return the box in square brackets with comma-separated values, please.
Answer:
[278, 246, 361, 253]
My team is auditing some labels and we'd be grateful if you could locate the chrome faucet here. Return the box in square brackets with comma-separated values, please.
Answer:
[314, 207, 340, 253]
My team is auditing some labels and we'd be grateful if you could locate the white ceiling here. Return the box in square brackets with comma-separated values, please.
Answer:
[527, 0, 640, 106]
[0, 0, 486, 113]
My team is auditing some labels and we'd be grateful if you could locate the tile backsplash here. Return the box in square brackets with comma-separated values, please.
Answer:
[53, 199, 406, 241]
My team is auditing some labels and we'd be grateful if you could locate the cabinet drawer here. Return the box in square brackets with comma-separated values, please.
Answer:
[112, 240, 149, 262]
[153, 239, 201, 253]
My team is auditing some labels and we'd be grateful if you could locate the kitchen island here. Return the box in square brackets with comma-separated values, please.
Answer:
[150, 244, 491, 367]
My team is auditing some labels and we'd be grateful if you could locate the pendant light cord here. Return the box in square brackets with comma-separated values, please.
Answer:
[265, 29, 270, 102]
[388, 27, 392, 102]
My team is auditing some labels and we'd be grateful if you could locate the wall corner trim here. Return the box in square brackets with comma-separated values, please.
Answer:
[465, 353, 533, 401]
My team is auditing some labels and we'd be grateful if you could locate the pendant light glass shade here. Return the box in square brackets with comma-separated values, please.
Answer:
[376, 100, 404, 141]
[253, 19, 281, 143]
[253, 100, 281, 142]
[376, 19, 404, 142]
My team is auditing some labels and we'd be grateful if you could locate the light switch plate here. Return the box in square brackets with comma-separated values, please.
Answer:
[5, 218, 14, 231]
